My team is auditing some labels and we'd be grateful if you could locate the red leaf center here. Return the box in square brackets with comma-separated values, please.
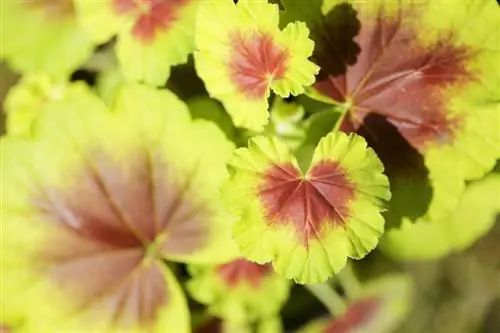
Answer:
[258, 161, 355, 246]
[314, 5, 474, 150]
[217, 259, 272, 288]
[324, 297, 381, 333]
[32, 148, 210, 328]
[113, 0, 190, 42]
[229, 31, 289, 99]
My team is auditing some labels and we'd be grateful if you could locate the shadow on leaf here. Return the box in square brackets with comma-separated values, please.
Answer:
[312, 3, 361, 79]
[357, 113, 433, 228]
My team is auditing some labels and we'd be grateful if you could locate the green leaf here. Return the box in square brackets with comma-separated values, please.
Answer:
[381, 173, 500, 260]
[187, 259, 291, 323]
[1, 0, 94, 75]
[187, 97, 237, 142]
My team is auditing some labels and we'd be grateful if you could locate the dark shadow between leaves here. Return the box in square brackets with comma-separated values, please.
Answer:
[312, 3, 361, 79]
[356, 113, 433, 229]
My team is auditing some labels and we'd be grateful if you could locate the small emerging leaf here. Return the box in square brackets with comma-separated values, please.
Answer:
[187, 258, 290, 323]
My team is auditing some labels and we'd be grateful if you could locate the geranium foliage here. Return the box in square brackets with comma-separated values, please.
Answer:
[1, 0, 499, 332]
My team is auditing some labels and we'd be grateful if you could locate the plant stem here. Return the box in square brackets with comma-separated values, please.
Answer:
[305, 283, 347, 317]
[332, 99, 353, 132]
[82, 48, 116, 72]
[337, 263, 362, 299]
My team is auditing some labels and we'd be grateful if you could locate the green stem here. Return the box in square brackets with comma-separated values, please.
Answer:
[305, 283, 347, 317]
[337, 263, 362, 299]
[332, 101, 352, 133]
[82, 48, 116, 72]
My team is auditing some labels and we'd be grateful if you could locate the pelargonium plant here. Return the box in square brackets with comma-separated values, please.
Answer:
[1, 0, 499, 333]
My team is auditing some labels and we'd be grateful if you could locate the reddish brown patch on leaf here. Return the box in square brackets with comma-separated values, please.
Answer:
[324, 297, 380, 333]
[113, 0, 190, 42]
[229, 31, 289, 99]
[217, 258, 272, 288]
[0, 325, 11, 333]
[314, 4, 474, 151]
[258, 161, 355, 246]
[113, 0, 137, 14]
[28, 0, 75, 18]
[33, 148, 210, 328]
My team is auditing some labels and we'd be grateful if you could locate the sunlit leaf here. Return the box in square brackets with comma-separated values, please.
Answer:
[194, 0, 319, 130]
[3, 75, 83, 136]
[75, 0, 199, 85]
[381, 173, 500, 260]
[187, 97, 237, 142]
[187, 258, 290, 323]
[224, 132, 390, 283]
[1, 84, 237, 332]
[1, 0, 94, 75]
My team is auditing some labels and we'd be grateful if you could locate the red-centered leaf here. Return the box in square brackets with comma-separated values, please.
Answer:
[323, 298, 380, 333]
[259, 161, 355, 247]
[314, 12, 470, 149]
[228, 133, 388, 283]
[32, 147, 210, 328]
[112, 0, 190, 42]
[217, 259, 272, 288]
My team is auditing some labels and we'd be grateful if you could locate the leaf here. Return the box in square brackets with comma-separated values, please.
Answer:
[4, 75, 66, 136]
[381, 173, 500, 260]
[1, 84, 237, 331]
[266, 98, 308, 152]
[281, 0, 362, 78]
[298, 274, 413, 333]
[187, 258, 291, 323]
[0, 325, 11, 333]
[187, 97, 237, 142]
[1, 0, 94, 75]
[194, 0, 319, 131]
[75, 0, 198, 86]
[306, 0, 500, 225]
[224, 132, 390, 284]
